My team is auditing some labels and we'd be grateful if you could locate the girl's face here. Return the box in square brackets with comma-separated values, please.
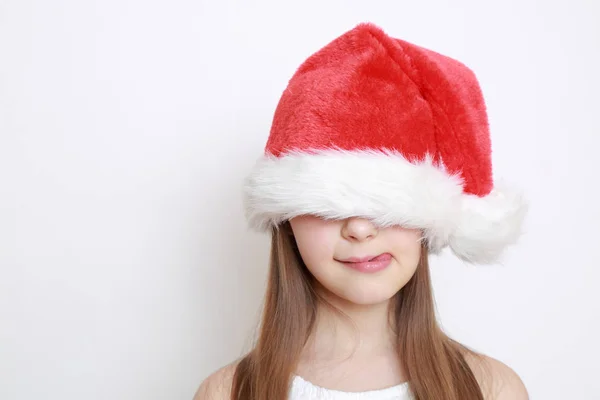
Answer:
[289, 215, 423, 305]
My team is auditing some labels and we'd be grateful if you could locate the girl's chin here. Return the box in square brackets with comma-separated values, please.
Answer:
[330, 287, 401, 306]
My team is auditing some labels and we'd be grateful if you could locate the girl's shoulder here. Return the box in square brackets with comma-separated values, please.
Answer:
[193, 353, 528, 400]
[193, 361, 239, 400]
[464, 352, 529, 400]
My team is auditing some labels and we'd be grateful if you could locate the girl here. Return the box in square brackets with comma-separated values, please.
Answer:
[197, 22, 529, 400]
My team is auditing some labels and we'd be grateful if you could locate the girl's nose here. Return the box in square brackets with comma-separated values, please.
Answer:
[341, 217, 379, 242]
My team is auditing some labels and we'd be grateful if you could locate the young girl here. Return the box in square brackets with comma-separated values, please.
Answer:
[196, 22, 529, 400]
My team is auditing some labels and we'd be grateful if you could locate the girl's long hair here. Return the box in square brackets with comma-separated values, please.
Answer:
[231, 221, 488, 399]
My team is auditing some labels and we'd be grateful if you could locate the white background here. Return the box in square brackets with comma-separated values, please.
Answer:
[1, 0, 598, 399]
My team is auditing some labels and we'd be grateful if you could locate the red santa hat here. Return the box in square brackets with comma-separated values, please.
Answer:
[242, 22, 528, 264]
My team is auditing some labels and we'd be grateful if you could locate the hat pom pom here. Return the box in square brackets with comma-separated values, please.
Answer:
[448, 180, 529, 264]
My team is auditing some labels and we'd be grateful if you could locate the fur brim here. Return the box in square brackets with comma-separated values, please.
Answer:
[242, 148, 527, 264]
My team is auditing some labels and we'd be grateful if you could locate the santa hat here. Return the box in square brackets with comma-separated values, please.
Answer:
[242, 22, 528, 264]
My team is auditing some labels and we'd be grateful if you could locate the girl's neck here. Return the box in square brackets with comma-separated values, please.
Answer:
[302, 288, 397, 362]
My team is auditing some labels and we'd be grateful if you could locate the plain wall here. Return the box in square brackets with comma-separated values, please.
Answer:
[1, 0, 598, 398]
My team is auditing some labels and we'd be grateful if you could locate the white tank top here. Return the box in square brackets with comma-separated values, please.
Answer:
[289, 375, 413, 400]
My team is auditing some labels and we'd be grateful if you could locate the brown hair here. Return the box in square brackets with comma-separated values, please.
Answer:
[231, 221, 488, 399]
